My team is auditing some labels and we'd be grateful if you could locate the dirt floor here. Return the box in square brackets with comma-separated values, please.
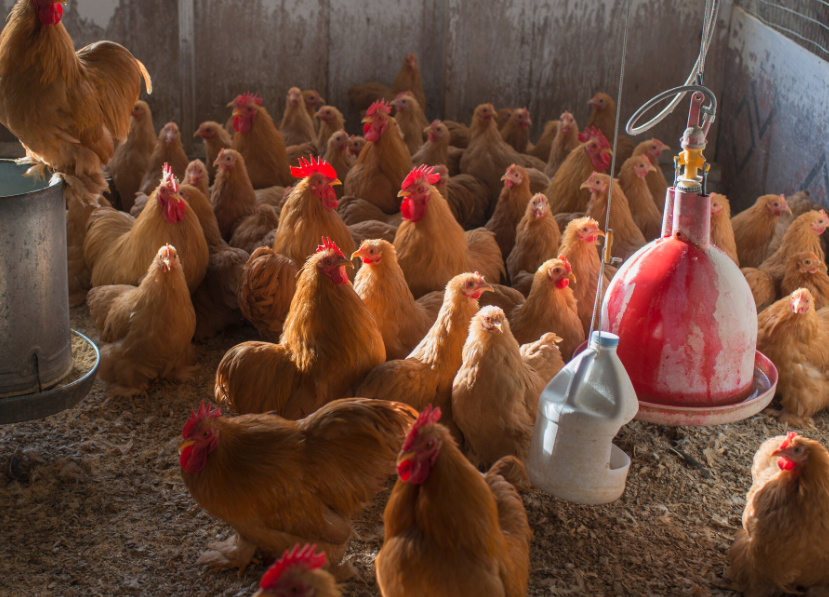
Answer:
[1, 306, 828, 597]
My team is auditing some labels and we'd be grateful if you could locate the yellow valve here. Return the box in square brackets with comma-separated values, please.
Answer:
[675, 147, 706, 182]
[603, 230, 614, 265]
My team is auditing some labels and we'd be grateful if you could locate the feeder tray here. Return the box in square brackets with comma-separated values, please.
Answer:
[0, 330, 99, 425]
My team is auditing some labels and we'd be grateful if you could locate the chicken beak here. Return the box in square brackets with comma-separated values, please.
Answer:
[785, 206, 793, 215]
[493, 322, 503, 333]
[232, 108, 244, 117]
[661, 145, 671, 152]
[500, 173, 510, 181]
[601, 148, 613, 156]
[481, 284, 495, 293]
[396, 451, 416, 467]
[647, 163, 657, 173]
[579, 181, 591, 190]
[567, 272, 577, 284]
[315, 110, 324, 118]
[330, 179, 342, 187]
[350, 250, 364, 261]
[193, 130, 202, 138]
[595, 229, 606, 237]
[336, 257, 354, 269]
[398, 190, 411, 198]
[178, 440, 195, 455]
[361, 117, 372, 124]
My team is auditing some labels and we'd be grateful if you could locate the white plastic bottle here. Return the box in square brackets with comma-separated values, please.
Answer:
[526, 331, 639, 505]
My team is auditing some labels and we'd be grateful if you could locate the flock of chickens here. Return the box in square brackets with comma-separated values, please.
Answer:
[0, 1, 828, 595]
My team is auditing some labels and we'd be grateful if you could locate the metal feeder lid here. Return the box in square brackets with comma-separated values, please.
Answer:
[680, 126, 706, 150]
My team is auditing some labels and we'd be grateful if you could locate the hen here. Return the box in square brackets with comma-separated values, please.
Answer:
[230, 92, 292, 188]
[709, 193, 739, 266]
[741, 267, 777, 312]
[336, 195, 403, 228]
[757, 288, 829, 425]
[180, 399, 415, 579]
[731, 194, 792, 268]
[392, 92, 428, 156]
[280, 87, 316, 148]
[315, 105, 345, 153]
[215, 239, 385, 417]
[347, 135, 367, 159]
[618, 155, 661, 241]
[344, 100, 413, 214]
[108, 101, 155, 211]
[759, 209, 828, 287]
[507, 193, 561, 290]
[781, 251, 829, 309]
[321, 129, 353, 199]
[582, 172, 646, 261]
[352, 239, 441, 361]
[453, 306, 562, 467]
[558, 216, 608, 334]
[237, 248, 299, 342]
[544, 111, 580, 178]
[545, 127, 612, 214]
[500, 108, 532, 154]
[412, 119, 449, 168]
[632, 138, 670, 212]
[85, 164, 209, 292]
[393, 165, 504, 298]
[375, 406, 531, 597]
[194, 121, 232, 184]
[254, 544, 341, 597]
[139, 122, 189, 196]
[180, 160, 209, 199]
[729, 433, 829, 596]
[486, 164, 533, 263]
[586, 92, 635, 172]
[302, 89, 325, 127]
[0, 0, 151, 199]
[439, 169, 491, 229]
[87, 244, 195, 396]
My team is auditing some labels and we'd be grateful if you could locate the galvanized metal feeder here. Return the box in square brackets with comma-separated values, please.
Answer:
[0, 160, 99, 424]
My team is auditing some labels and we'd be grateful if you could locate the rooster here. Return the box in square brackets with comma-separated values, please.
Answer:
[391, 92, 428, 155]
[582, 172, 646, 261]
[453, 306, 563, 468]
[731, 194, 792, 268]
[230, 92, 292, 188]
[507, 193, 561, 292]
[280, 87, 316, 148]
[84, 163, 209, 293]
[194, 121, 232, 184]
[393, 165, 505, 298]
[87, 245, 195, 396]
[781, 252, 829, 309]
[586, 92, 635, 172]
[0, 0, 151, 200]
[344, 100, 413, 214]
[729, 433, 829, 596]
[315, 106, 345, 153]
[215, 238, 385, 417]
[618, 155, 661, 241]
[545, 127, 612, 214]
[709, 193, 740, 266]
[500, 108, 532, 154]
[486, 164, 533, 263]
[544, 111, 580, 178]
[139, 122, 189, 196]
[758, 288, 829, 424]
[180, 399, 416, 579]
[375, 406, 532, 597]
[107, 101, 155, 212]
[632, 138, 670, 212]
[254, 544, 341, 597]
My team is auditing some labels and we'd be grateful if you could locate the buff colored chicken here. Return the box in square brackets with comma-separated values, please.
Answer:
[559, 216, 608, 335]
[582, 172, 646, 261]
[347, 135, 366, 159]
[352, 239, 441, 360]
[618, 155, 661, 242]
[229, 92, 292, 188]
[500, 108, 532, 154]
[108, 101, 155, 211]
[758, 209, 828, 287]
[254, 544, 341, 597]
[237, 246, 299, 341]
[413, 120, 450, 168]
[302, 89, 325, 127]
[393, 165, 504, 298]
[781, 252, 829, 309]
[183, 159, 210, 198]
[344, 100, 413, 214]
[586, 92, 635, 172]
[194, 121, 232, 184]
[631, 138, 670, 212]
[741, 267, 777, 312]
[315, 105, 344, 153]
[280, 87, 316, 148]
[731, 194, 791, 268]
[392, 92, 428, 156]
[321, 129, 353, 200]
[87, 245, 195, 396]
[757, 288, 829, 425]
[544, 111, 580, 178]
[376, 406, 531, 597]
[215, 239, 385, 418]
[709, 193, 739, 266]
[545, 127, 612, 214]
[729, 433, 829, 596]
[180, 399, 415, 579]
[507, 193, 561, 293]
[139, 122, 188, 196]
[348, 53, 426, 114]
[453, 306, 563, 467]
[485, 164, 533, 262]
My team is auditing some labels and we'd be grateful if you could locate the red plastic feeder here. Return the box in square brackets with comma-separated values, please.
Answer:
[599, 93, 777, 426]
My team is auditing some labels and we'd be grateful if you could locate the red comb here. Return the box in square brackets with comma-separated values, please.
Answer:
[366, 99, 391, 117]
[402, 405, 442, 452]
[316, 237, 344, 258]
[290, 156, 337, 180]
[161, 163, 178, 193]
[578, 126, 609, 148]
[233, 92, 263, 107]
[430, 119, 442, 128]
[819, 209, 827, 218]
[401, 165, 440, 191]
[558, 256, 572, 273]
[394, 91, 412, 102]
[259, 544, 326, 591]
[181, 401, 221, 438]
[778, 432, 798, 451]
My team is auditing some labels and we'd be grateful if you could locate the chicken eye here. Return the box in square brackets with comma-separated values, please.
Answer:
[202, 431, 209, 438]
[426, 439, 436, 449]
[325, 258, 331, 264]
[467, 281, 474, 288]
[369, 249, 375, 254]
[793, 446, 804, 455]
[554, 268, 560, 274]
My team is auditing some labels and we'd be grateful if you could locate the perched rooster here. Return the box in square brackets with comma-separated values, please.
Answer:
[139, 122, 189, 196]
[393, 165, 504, 298]
[757, 288, 829, 425]
[352, 239, 441, 360]
[237, 247, 299, 342]
[273, 157, 355, 274]
[759, 210, 828, 286]
[729, 433, 829, 596]
[180, 399, 416, 578]
[355, 272, 493, 429]
[731, 194, 792, 268]
[781, 251, 829, 309]
[709, 193, 739, 266]
[582, 172, 646, 261]
[194, 121, 232, 184]
[87, 245, 195, 396]
[280, 86, 316, 148]
[632, 138, 670, 212]
[413, 119, 450, 169]
[544, 111, 580, 178]
[545, 127, 612, 214]
[618, 155, 661, 241]
[344, 100, 413, 214]
[230, 92, 292, 188]
[453, 306, 562, 467]
[315, 105, 345, 153]
[507, 193, 561, 292]
[392, 92, 428, 155]
[486, 164, 533, 263]
[559, 217, 607, 334]
[215, 239, 385, 417]
[500, 108, 532, 154]
[586, 92, 635, 171]
[0, 0, 151, 198]
[321, 129, 353, 199]
[375, 406, 531, 597]
[85, 164, 209, 292]
[254, 544, 341, 597]
[108, 101, 155, 211]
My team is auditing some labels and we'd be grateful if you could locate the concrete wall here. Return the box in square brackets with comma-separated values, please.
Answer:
[716, 7, 829, 212]
[0, 0, 734, 160]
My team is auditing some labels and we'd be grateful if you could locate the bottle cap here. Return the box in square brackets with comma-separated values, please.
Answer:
[591, 331, 619, 347]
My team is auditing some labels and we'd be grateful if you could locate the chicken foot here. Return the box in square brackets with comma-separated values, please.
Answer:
[198, 533, 260, 577]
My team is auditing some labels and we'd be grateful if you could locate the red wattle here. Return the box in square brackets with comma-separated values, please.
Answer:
[330, 265, 349, 285]
[555, 278, 570, 289]
[504, 180, 515, 188]
[400, 197, 413, 220]
[233, 115, 252, 134]
[38, 2, 62, 25]
[777, 457, 797, 471]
